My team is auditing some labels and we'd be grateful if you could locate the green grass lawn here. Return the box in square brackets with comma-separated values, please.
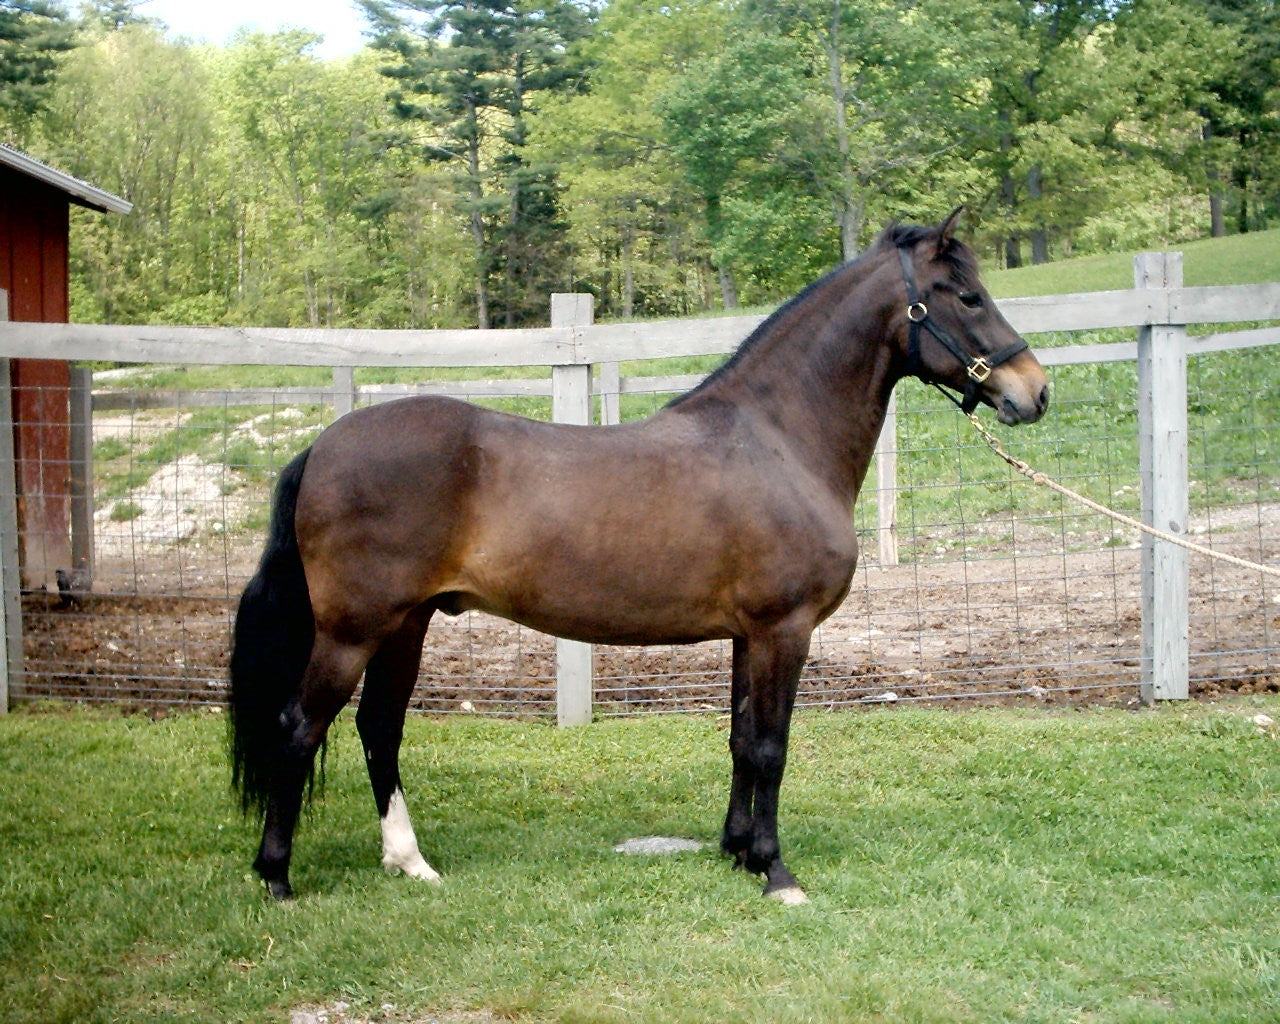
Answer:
[1, 702, 1277, 1023]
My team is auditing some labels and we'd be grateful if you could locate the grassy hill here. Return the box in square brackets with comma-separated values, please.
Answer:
[986, 228, 1280, 297]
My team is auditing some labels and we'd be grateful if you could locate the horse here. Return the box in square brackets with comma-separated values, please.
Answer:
[229, 210, 1049, 905]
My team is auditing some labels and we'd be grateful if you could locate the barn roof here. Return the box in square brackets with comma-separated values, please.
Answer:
[0, 144, 132, 215]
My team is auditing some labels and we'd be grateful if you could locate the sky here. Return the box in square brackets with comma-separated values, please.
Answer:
[137, 0, 371, 59]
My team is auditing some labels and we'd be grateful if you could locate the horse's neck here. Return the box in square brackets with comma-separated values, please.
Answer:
[684, 261, 903, 504]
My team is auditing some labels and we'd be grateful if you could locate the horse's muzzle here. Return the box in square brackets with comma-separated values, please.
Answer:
[996, 380, 1050, 425]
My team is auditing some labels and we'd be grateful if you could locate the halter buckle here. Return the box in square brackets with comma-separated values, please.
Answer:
[967, 357, 992, 383]
[906, 301, 928, 323]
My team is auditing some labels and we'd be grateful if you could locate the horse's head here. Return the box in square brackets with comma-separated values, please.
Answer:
[890, 209, 1049, 425]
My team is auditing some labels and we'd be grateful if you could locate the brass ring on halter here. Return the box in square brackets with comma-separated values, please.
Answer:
[967, 357, 993, 382]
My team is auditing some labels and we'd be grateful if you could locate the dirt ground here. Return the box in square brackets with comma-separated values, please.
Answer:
[17, 498, 1280, 714]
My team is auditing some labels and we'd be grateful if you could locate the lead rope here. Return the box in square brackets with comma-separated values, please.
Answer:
[965, 411, 1280, 579]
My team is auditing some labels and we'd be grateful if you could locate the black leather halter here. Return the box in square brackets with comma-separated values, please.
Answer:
[897, 246, 1028, 414]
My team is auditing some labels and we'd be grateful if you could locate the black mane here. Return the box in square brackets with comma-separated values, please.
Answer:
[667, 220, 972, 408]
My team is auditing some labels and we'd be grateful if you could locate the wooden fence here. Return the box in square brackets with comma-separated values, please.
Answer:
[0, 251, 1278, 718]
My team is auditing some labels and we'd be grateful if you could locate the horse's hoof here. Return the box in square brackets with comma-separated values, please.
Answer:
[765, 884, 809, 906]
[384, 859, 443, 884]
[382, 850, 442, 884]
[265, 878, 293, 901]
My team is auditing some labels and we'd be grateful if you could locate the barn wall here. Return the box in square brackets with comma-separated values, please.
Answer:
[0, 166, 72, 590]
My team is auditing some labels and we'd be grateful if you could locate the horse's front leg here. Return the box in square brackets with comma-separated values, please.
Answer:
[740, 622, 812, 904]
[721, 636, 754, 866]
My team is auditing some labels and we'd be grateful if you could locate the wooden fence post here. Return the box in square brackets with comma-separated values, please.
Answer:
[69, 365, 94, 594]
[598, 361, 621, 426]
[1136, 252, 1189, 702]
[332, 366, 355, 418]
[550, 293, 594, 726]
[0, 290, 25, 711]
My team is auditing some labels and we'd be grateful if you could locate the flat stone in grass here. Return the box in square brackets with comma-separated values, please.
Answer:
[613, 836, 706, 855]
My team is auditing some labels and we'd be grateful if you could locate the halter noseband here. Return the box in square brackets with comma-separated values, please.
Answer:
[897, 246, 1028, 414]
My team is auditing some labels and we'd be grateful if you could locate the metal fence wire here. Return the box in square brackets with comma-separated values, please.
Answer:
[9, 334, 1278, 715]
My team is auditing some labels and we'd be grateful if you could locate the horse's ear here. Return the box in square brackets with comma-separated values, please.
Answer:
[937, 205, 965, 254]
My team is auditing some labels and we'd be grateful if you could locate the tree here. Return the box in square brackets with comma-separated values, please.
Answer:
[13, 0, 1258, 331]
[732, 0, 980, 263]
[78, 0, 155, 32]
[39, 22, 216, 321]
[527, 0, 730, 317]
[0, 0, 75, 144]
[929, 0, 1231, 265]
[360, 0, 593, 327]
[659, 30, 829, 305]
[36, 13, 482, 329]
[941, 0, 1114, 265]
[1195, 0, 1280, 233]
[1081, 0, 1239, 247]
[224, 31, 398, 326]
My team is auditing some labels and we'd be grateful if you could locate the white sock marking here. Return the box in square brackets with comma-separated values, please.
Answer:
[380, 788, 441, 883]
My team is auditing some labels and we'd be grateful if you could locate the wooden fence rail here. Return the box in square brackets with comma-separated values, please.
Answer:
[0, 256, 1278, 716]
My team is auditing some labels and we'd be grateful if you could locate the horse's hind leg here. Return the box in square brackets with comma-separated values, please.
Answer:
[356, 607, 439, 883]
[254, 632, 367, 900]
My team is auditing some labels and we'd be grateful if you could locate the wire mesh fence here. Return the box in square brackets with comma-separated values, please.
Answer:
[9, 336, 1278, 715]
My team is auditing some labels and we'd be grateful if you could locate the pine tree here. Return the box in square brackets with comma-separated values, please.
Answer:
[360, 0, 593, 327]
[0, 0, 75, 144]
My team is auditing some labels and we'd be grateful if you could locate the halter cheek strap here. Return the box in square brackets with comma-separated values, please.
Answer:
[897, 246, 1028, 414]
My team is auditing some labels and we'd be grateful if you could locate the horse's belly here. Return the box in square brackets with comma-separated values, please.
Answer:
[509, 598, 734, 646]
[453, 550, 739, 646]
[450, 524, 854, 647]
[510, 610, 728, 647]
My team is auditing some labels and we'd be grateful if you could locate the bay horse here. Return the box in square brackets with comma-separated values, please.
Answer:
[229, 210, 1049, 904]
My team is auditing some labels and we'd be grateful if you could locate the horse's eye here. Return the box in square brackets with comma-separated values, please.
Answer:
[959, 291, 984, 309]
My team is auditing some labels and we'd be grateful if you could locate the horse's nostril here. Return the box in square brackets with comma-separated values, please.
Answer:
[1038, 385, 1050, 412]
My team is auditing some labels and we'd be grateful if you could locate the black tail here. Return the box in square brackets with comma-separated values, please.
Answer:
[229, 447, 316, 817]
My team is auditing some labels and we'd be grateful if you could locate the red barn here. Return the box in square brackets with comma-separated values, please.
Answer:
[0, 144, 131, 591]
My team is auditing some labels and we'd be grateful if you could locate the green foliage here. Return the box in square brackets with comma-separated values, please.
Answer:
[11, 0, 1278, 328]
[30, 20, 478, 328]
[658, 30, 838, 298]
[1195, 0, 1280, 235]
[41, 24, 220, 322]
[221, 31, 404, 327]
[0, 704, 1278, 1022]
[360, 0, 594, 327]
[0, 0, 75, 144]
[527, 0, 728, 317]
